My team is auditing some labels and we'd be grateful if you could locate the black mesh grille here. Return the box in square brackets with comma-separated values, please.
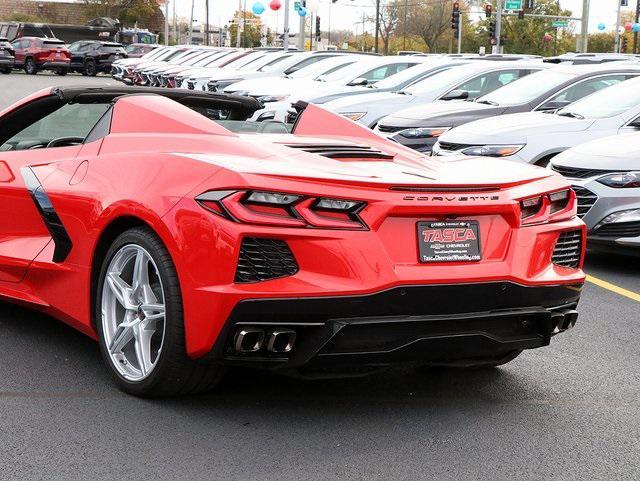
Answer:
[571, 185, 598, 218]
[551, 164, 614, 179]
[552, 230, 583, 268]
[235, 238, 298, 283]
[592, 221, 640, 238]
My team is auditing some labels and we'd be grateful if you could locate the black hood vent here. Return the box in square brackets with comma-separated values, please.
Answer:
[284, 143, 394, 160]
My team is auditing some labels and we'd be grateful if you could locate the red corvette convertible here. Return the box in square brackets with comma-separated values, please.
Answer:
[0, 86, 585, 396]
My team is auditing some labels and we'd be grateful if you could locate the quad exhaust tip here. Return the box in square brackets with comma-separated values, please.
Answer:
[233, 327, 297, 354]
[552, 309, 578, 335]
[234, 328, 265, 353]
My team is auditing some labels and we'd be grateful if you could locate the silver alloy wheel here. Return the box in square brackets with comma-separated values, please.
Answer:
[101, 244, 166, 381]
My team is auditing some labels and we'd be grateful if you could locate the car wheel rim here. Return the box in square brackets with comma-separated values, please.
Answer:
[101, 244, 166, 382]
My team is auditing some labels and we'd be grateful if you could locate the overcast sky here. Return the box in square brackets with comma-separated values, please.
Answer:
[167, 0, 631, 36]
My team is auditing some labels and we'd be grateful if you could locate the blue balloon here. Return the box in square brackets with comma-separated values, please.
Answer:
[298, 6, 307, 16]
[252, 1, 265, 15]
[633, 23, 640, 33]
[597, 22, 606, 31]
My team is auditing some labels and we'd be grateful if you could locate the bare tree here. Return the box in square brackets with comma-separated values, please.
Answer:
[368, 1, 401, 54]
[406, 0, 453, 53]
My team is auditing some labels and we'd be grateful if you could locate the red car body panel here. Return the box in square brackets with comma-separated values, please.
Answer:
[0, 91, 586, 361]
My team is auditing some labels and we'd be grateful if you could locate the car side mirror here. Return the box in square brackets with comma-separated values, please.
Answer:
[348, 77, 369, 87]
[441, 89, 469, 101]
[537, 100, 571, 112]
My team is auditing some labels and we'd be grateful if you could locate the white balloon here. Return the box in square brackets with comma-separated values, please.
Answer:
[306, 0, 319, 12]
[618, 26, 626, 35]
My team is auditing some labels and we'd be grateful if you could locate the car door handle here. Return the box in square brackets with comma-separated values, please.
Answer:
[0, 161, 15, 182]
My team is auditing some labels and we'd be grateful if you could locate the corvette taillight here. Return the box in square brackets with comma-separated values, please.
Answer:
[519, 189, 575, 226]
[196, 190, 367, 230]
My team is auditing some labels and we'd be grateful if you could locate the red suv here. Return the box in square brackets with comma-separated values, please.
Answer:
[10, 37, 70, 75]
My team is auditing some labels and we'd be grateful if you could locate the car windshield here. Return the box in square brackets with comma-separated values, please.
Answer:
[373, 62, 452, 90]
[478, 70, 575, 106]
[225, 52, 267, 69]
[258, 54, 294, 72]
[288, 57, 356, 79]
[316, 60, 379, 83]
[402, 65, 478, 95]
[557, 77, 640, 119]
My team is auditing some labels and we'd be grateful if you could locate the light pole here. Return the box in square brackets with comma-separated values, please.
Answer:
[374, 0, 380, 53]
[283, 0, 290, 50]
[615, 0, 623, 53]
[580, 0, 590, 52]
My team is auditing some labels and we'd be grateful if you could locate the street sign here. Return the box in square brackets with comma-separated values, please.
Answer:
[505, 0, 522, 10]
[552, 20, 568, 28]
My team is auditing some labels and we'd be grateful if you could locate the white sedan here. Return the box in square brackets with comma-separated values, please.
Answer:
[433, 74, 640, 165]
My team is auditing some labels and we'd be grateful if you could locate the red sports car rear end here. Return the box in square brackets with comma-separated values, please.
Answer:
[0, 88, 585, 396]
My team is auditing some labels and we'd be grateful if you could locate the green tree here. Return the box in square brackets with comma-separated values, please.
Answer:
[228, 11, 263, 48]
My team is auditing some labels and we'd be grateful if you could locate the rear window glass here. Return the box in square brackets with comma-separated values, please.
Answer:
[43, 40, 65, 46]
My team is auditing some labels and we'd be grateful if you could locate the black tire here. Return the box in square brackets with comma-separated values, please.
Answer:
[24, 58, 37, 75]
[95, 227, 225, 397]
[0, 67, 10, 74]
[55, 68, 68, 76]
[84, 59, 97, 77]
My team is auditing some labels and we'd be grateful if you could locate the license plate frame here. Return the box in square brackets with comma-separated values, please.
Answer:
[417, 220, 482, 263]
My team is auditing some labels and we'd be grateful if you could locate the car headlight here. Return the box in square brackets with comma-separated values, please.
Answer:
[461, 144, 525, 157]
[398, 127, 451, 139]
[593, 209, 640, 231]
[341, 112, 367, 122]
[596, 171, 640, 188]
[257, 94, 290, 103]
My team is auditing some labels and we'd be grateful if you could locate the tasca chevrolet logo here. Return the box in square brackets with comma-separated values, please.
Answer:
[402, 195, 500, 202]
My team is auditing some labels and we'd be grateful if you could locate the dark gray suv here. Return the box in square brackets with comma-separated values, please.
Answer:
[0, 37, 14, 74]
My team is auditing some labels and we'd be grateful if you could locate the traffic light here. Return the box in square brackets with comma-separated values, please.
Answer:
[451, 2, 460, 35]
[485, 4, 493, 18]
[518, 9, 525, 20]
[316, 16, 321, 40]
[622, 36, 628, 53]
[524, 0, 535, 8]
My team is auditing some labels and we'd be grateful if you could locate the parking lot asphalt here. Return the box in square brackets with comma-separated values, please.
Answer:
[0, 73, 639, 481]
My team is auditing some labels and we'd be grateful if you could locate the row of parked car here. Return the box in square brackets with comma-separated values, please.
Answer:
[111, 46, 640, 252]
[0, 36, 157, 75]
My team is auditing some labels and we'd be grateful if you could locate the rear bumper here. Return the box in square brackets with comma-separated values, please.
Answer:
[206, 282, 583, 372]
[40, 61, 69, 69]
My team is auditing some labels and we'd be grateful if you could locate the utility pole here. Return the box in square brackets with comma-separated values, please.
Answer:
[328, 0, 332, 45]
[236, 0, 242, 47]
[164, 0, 169, 45]
[495, 0, 503, 52]
[615, 0, 623, 53]
[297, 1, 306, 50]
[403, 0, 408, 50]
[205, 0, 210, 45]
[580, 0, 590, 52]
[635, 0, 640, 53]
[172, 0, 177, 43]
[188, 0, 195, 44]
[457, 12, 462, 54]
[283, 0, 290, 51]
[243, 0, 247, 48]
[374, 0, 380, 53]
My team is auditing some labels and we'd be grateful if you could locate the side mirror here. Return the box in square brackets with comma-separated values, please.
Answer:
[537, 100, 571, 112]
[441, 89, 469, 101]
[348, 77, 369, 86]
